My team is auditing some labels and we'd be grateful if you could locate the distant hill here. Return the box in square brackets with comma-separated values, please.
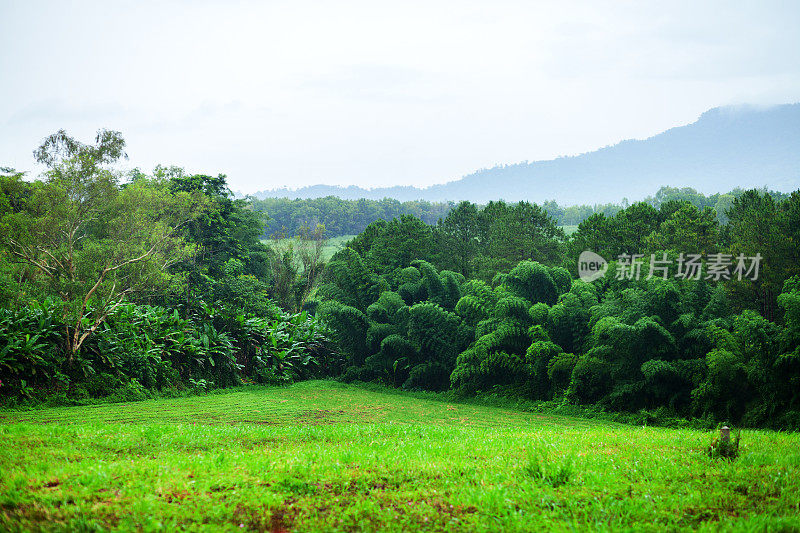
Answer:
[253, 104, 800, 205]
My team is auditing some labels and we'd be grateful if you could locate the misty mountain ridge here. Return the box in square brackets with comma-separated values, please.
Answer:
[251, 103, 800, 205]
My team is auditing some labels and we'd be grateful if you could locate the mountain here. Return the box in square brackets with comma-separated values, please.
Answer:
[253, 104, 800, 205]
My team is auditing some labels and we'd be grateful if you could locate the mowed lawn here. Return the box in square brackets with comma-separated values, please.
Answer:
[1, 382, 799, 532]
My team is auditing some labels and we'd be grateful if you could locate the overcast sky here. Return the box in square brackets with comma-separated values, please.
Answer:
[1, 1, 799, 193]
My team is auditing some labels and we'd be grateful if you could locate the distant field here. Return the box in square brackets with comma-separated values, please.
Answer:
[266, 229, 581, 263]
[262, 235, 355, 262]
[1, 381, 798, 531]
[560, 224, 579, 236]
[321, 235, 355, 259]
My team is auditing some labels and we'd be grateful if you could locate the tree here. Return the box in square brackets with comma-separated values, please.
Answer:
[265, 223, 328, 312]
[485, 202, 565, 265]
[2, 130, 202, 358]
[434, 201, 480, 276]
[646, 203, 719, 256]
[723, 190, 796, 319]
[294, 223, 328, 309]
[366, 215, 436, 276]
[503, 261, 559, 306]
[568, 202, 661, 268]
[167, 171, 269, 284]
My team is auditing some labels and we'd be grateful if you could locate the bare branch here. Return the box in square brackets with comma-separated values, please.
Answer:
[37, 247, 66, 272]
[74, 288, 132, 352]
[7, 241, 57, 278]
[104, 219, 190, 274]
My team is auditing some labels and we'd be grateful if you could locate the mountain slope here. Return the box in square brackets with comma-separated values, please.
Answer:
[254, 104, 800, 205]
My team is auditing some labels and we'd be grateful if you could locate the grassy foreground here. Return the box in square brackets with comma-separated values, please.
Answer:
[1, 382, 798, 532]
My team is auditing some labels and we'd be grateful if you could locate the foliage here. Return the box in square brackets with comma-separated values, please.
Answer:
[3, 133, 800, 432]
[2, 131, 203, 356]
[251, 195, 453, 237]
[0, 299, 333, 404]
[0, 133, 332, 403]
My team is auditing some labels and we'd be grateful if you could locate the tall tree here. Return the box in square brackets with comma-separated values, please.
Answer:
[723, 190, 795, 319]
[2, 130, 202, 357]
[485, 202, 565, 265]
[645, 203, 719, 256]
[434, 201, 480, 276]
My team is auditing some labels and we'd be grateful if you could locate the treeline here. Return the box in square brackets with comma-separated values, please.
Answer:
[0, 132, 336, 405]
[250, 196, 453, 237]
[310, 189, 800, 429]
[249, 186, 780, 237]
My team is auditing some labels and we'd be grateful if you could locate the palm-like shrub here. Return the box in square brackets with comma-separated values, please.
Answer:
[364, 334, 418, 386]
[0, 295, 332, 404]
[318, 248, 383, 312]
[495, 296, 533, 325]
[455, 295, 491, 326]
[503, 261, 558, 305]
[640, 358, 699, 411]
[317, 301, 370, 366]
[547, 352, 578, 394]
[365, 322, 400, 354]
[0, 299, 63, 397]
[407, 302, 462, 368]
[567, 355, 612, 403]
[546, 293, 590, 354]
[366, 291, 408, 325]
[525, 340, 564, 397]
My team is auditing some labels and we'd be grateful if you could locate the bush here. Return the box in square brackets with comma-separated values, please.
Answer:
[404, 362, 450, 391]
[107, 379, 150, 403]
[567, 356, 612, 404]
[0, 300, 332, 404]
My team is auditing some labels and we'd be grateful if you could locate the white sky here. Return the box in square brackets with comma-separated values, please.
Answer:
[1, 0, 799, 193]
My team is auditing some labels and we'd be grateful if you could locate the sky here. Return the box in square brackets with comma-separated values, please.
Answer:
[1, 0, 799, 193]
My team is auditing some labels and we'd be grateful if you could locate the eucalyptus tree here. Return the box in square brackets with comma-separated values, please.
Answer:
[2, 130, 204, 359]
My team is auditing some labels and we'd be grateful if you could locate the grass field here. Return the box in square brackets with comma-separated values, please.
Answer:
[1, 382, 799, 532]
[262, 236, 355, 263]
[560, 225, 579, 236]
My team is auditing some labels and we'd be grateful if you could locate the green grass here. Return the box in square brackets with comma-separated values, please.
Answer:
[320, 235, 355, 260]
[560, 225, 579, 236]
[1, 381, 799, 532]
[262, 235, 355, 263]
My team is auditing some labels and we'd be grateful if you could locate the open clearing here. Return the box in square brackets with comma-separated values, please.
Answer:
[1, 381, 799, 532]
[261, 235, 355, 262]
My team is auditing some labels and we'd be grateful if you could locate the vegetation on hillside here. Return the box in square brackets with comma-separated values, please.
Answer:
[311, 191, 800, 429]
[2, 130, 799, 432]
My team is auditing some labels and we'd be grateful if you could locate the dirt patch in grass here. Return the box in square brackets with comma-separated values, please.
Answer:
[230, 500, 299, 533]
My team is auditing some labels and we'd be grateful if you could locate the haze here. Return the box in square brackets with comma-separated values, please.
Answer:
[1, 0, 799, 193]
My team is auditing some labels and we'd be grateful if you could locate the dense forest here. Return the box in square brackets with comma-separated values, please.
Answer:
[248, 186, 780, 238]
[310, 192, 800, 429]
[2, 130, 799, 430]
[251, 196, 453, 238]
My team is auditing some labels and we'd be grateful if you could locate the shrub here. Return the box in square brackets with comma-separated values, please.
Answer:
[567, 355, 612, 403]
